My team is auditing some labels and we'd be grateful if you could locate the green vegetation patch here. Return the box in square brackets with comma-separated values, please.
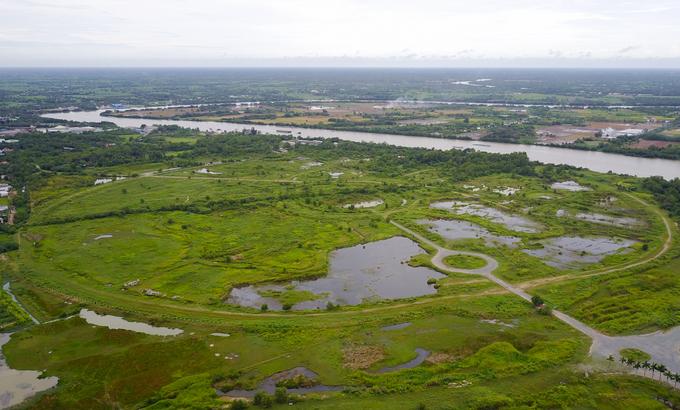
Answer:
[443, 254, 488, 270]
[620, 348, 652, 363]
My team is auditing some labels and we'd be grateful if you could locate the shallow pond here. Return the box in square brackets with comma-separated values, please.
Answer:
[573, 212, 643, 228]
[380, 322, 412, 331]
[79, 309, 183, 336]
[417, 219, 522, 248]
[221, 367, 344, 396]
[0, 333, 59, 409]
[522, 236, 637, 270]
[429, 201, 542, 233]
[551, 181, 591, 191]
[344, 199, 383, 208]
[227, 237, 445, 311]
[372, 348, 430, 374]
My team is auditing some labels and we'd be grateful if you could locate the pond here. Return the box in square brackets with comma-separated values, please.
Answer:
[417, 219, 522, 248]
[550, 181, 591, 191]
[429, 201, 542, 233]
[573, 212, 643, 228]
[372, 348, 431, 374]
[521, 236, 638, 270]
[79, 309, 183, 336]
[344, 199, 383, 208]
[226, 237, 445, 311]
[0, 333, 59, 409]
[220, 367, 344, 396]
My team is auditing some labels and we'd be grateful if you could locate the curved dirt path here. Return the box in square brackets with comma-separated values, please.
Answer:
[391, 220, 680, 374]
[391, 221, 531, 301]
[515, 193, 675, 291]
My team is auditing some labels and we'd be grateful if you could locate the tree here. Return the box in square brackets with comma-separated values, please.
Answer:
[633, 362, 641, 376]
[657, 364, 668, 382]
[230, 399, 249, 410]
[260, 395, 274, 408]
[607, 355, 614, 370]
[531, 295, 544, 307]
[642, 361, 650, 377]
[274, 387, 288, 404]
[260, 304, 268, 312]
[253, 391, 267, 405]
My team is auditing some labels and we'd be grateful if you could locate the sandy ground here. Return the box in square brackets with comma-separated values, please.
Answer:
[628, 140, 679, 149]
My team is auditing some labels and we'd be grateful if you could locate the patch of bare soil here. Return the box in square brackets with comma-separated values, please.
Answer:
[628, 140, 679, 149]
[425, 352, 456, 364]
[458, 131, 488, 140]
[342, 342, 386, 370]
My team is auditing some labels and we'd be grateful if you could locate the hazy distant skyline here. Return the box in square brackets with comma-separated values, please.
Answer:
[3, 0, 680, 68]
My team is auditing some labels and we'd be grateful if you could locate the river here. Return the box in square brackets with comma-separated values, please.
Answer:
[42, 110, 680, 180]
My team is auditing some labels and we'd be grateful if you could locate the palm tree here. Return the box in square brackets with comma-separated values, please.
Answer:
[607, 355, 615, 370]
[633, 362, 641, 376]
[657, 364, 667, 382]
[619, 356, 627, 365]
[642, 362, 650, 377]
[650, 363, 658, 379]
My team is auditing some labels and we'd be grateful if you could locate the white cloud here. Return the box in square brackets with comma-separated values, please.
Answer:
[0, 0, 679, 66]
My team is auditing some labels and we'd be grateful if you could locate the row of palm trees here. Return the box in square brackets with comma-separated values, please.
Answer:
[607, 354, 679, 387]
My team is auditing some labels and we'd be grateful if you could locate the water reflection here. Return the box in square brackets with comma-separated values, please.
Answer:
[227, 237, 445, 310]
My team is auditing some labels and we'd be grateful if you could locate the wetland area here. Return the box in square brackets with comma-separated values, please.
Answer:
[3, 76, 680, 408]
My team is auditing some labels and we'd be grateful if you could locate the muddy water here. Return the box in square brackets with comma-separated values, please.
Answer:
[344, 199, 383, 208]
[79, 309, 183, 336]
[227, 237, 445, 311]
[417, 219, 521, 247]
[0, 333, 58, 409]
[429, 201, 542, 233]
[522, 236, 637, 270]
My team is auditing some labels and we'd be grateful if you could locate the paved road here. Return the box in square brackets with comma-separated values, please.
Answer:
[391, 221, 680, 374]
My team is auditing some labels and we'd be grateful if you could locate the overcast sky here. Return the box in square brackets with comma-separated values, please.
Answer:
[2, 0, 680, 67]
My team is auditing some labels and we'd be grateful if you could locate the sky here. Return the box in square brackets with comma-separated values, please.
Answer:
[2, 0, 680, 68]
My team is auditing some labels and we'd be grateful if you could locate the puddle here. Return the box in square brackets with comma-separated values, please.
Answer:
[82, 231, 131, 245]
[196, 168, 221, 175]
[539, 196, 552, 199]
[417, 219, 521, 248]
[429, 201, 542, 233]
[521, 236, 637, 270]
[227, 237, 445, 311]
[344, 200, 384, 208]
[573, 212, 643, 228]
[221, 367, 344, 396]
[550, 181, 591, 191]
[402, 199, 407, 206]
[79, 309, 183, 336]
[493, 187, 520, 196]
[328, 172, 344, 178]
[211, 333, 230, 337]
[301, 162, 323, 169]
[480, 319, 518, 328]
[380, 322, 412, 331]
[94, 178, 112, 185]
[0, 333, 59, 409]
[372, 348, 430, 374]
[555, 209, 565, 217]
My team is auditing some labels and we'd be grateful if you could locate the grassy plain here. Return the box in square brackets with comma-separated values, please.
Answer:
[3, 141, 679, 409]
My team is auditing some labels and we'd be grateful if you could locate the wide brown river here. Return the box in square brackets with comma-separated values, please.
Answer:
[43, 110, 680, 179]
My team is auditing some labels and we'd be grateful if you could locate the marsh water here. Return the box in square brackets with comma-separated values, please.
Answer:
[372, 348, 431, 374]
[221, 367, 344, 396]
[44, 110, 680, 179]
[522, 236, 637, 270]
[79, 309, 183, 336]
[227, 237, 445, 310]
[417, 219, 522, 247]
[429, 201, 542, 233]
[0, 333, 59, 409]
